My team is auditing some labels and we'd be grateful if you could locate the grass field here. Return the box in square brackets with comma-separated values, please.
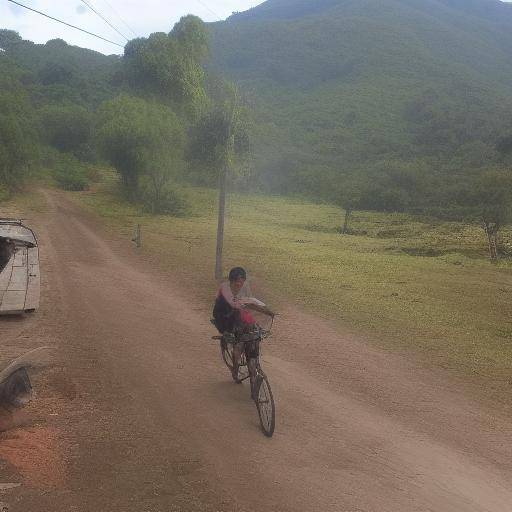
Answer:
[4, 181, 512, 404]
[72, 178, 512, 400]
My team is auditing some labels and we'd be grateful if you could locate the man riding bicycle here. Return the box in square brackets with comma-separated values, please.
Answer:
[212, 267, 273, 395]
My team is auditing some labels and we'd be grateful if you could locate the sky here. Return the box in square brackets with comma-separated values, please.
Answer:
[0, 0, 265, 54]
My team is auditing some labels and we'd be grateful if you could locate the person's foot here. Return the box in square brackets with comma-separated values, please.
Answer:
[232, 367, 242, 384]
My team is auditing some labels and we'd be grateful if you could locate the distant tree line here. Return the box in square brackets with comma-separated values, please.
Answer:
[0, 20, 248, 214]
[0, 19, 511, 261]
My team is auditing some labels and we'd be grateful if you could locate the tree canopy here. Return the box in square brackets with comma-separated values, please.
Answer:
[124, 16, 209, 118]
[97, 94, 184, 209]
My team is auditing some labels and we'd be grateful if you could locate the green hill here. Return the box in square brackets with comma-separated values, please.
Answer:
[0, 30, 119, 108]
[209, 0, 512, 198]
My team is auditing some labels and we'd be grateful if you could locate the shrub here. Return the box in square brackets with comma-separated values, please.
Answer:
[139, 179, 188, 216]
[53, 154, 89, 191]
[0, 185, 10, 202]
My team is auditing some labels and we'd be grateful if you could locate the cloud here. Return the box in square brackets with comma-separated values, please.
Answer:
[76, 4, 87, 15]
[8, 4, 24, 17]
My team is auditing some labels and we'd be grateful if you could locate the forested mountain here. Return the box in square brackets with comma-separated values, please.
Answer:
[209, 0, 512, 201]
[0, 31, 119, 107]
[1, 1, 512, 223]
[0, 20, 218, 208]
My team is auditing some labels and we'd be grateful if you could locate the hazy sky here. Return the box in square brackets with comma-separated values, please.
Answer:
[0, 0, 265, 54]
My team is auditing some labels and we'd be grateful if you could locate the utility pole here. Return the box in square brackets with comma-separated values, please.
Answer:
[214, 86, 239, 281]
[215, 166, 227, 280]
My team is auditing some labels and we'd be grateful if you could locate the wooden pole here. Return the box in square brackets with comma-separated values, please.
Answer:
[132, 224, 141, 248]
[215, 167, 227, 280]
[484, 222, 497, 263]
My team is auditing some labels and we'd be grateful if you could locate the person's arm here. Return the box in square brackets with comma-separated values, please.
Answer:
[220, 282, 239, 309]
[244, 302, 275, 317]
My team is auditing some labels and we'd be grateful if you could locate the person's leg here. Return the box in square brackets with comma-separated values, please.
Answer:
[246, 340, 260, 400]
[231, 342, 242, 383]
[248, 356, 257, 399]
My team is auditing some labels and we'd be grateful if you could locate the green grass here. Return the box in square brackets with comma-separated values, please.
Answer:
[73, 179, 512, 400]
[0, 188, 49, 217]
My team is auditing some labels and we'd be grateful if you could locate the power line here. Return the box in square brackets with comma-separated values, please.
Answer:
[99, 0, 138, 38]
[79, 0, 129, 42]
[6, 0, 125, 48]
[194, 0, 223, 21]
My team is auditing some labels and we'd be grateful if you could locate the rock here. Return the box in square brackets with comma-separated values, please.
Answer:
[0, 367, 32, 411]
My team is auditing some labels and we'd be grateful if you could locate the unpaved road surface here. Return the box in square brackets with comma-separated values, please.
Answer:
[1, 190, 512, 511]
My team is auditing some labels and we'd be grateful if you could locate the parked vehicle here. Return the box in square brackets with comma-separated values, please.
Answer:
[0, 219, 40, 314]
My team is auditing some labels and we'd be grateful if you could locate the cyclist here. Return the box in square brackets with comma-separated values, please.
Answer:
[213, 267, 272, 395]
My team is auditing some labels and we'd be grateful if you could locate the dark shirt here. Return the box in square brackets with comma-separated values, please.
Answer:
[212, 293, 239, 333]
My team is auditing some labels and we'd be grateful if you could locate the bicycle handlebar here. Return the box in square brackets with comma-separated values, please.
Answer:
[211, 329, 272, 343]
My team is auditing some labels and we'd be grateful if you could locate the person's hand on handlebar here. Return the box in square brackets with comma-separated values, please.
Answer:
[244, 302, 275, 317]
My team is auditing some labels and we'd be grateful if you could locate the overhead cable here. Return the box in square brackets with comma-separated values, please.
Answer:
[79, 0, 129, 42]
[99, 0, 139, 38]
[6, 0, 125, 48]
[194, 0, 222, 21]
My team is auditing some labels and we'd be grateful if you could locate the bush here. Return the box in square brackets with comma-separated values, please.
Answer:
[0, 185, 10, 202]
[139, 179, 188, 216]
[53, 154, 89, 191]
[86, 167, 102, 183]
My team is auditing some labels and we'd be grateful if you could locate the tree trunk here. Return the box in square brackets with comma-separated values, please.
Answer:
[483, 222, 498, 263]
[215, 166, 228, 280]
[342, 208, 352, 234]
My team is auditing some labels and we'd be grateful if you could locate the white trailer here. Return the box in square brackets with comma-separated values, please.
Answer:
[0, 219, 40, 314]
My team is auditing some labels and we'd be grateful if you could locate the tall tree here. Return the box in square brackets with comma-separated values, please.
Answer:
[123, 16, 209, 119]
[188, 83, 251, 278]
[97, 94, 184, 209]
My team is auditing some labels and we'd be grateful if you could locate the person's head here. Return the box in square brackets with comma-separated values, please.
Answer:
[228, 266, 246, 294]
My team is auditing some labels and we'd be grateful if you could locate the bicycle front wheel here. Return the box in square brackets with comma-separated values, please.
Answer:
[220, 339, 234, 370]
[254, 370, 275, 437]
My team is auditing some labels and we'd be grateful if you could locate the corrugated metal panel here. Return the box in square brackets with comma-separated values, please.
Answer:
[25, 247, 40, 310]
[0, 223, 39, 313]
[12, 247, 27, 267]
[0, 225, 36, 246]
[0, 257, 13, 304]
[0, 290, 26, 312]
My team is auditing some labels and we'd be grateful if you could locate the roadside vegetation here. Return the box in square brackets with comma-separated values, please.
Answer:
[69, 177, 512, 406]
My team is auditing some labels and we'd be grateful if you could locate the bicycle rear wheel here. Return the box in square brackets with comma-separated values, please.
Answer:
[254, 370, 275, 437]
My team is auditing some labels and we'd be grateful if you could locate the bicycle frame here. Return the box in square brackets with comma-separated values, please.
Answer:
[212, 320, 276, 437]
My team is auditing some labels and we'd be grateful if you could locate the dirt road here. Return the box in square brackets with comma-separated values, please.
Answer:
[1, 190, 512, 511]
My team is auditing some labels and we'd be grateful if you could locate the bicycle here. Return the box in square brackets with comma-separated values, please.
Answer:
[212, 319, 276, 437]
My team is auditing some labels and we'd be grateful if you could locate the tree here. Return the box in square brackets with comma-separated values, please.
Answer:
[38, 62, 74, 86]
[123, 16, 209, 118]
[97, 95, 185, 210]
[39, 104, 93, 156]
[0, 30, 22, 52]
[337, 184, 363, 234]
[0, 82, 36, 194]
[471, 171, 512, 262]
[170, 15, 209, 62]
[188, 83, 251, 278]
